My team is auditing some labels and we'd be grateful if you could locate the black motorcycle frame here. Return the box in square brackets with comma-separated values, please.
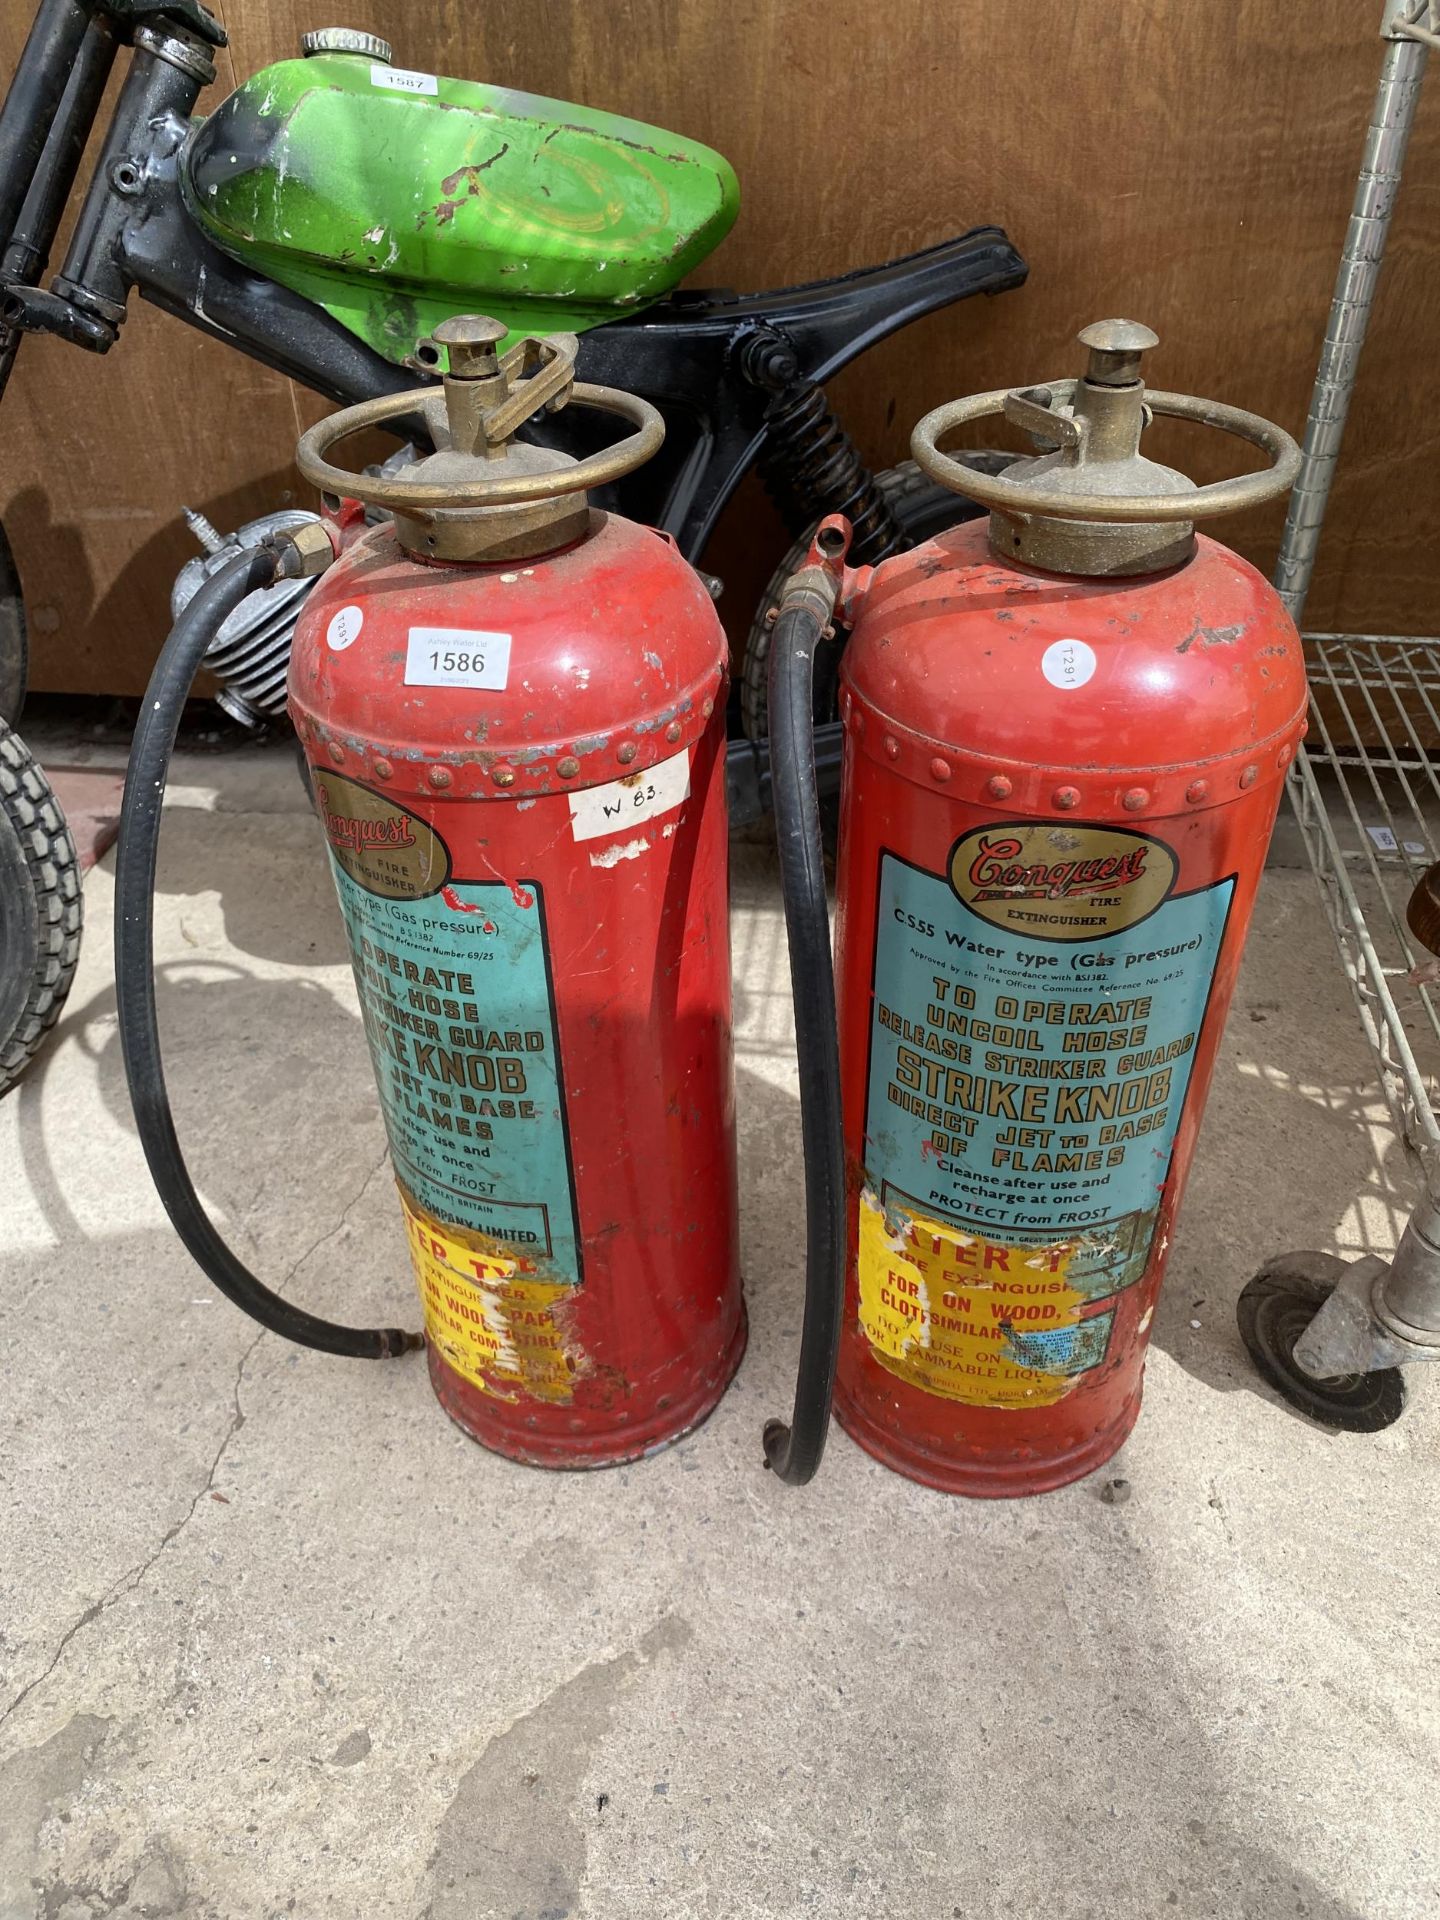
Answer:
[0, 0, 1027, 803]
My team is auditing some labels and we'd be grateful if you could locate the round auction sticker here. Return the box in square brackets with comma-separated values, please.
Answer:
[326, 605, 364, 651]
[1041, 637, 1096, 690]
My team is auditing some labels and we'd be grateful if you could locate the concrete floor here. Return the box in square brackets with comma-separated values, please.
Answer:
[2, 736, 1437, 1920]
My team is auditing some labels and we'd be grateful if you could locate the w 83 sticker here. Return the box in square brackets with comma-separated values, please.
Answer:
[567, 749, 691, 843]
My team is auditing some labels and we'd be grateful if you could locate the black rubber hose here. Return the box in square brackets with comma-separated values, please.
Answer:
[115, 545, 421, 1359]
[762, 563, 847, 1484]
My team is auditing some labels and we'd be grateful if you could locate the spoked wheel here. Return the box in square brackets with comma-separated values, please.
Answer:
[1236, 1252, 1406, 1432]
[0, 720, 83, 1095]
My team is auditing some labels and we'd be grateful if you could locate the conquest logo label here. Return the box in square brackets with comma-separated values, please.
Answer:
[312, 769, 450, 900]
[322, 807, 415, 854]
[949, 822, 1178, 940]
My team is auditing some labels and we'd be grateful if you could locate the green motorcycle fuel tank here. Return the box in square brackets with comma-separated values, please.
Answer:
[183, 41, 740, 365]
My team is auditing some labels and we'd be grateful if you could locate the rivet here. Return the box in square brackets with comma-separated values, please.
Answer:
[702, 698, 714, 718]
[664, 721, 682, 744]
[854, 708, 866, 735]
[1277, 744, 1293, 769]
[557, 756, 580, 779]
[929, 756, 952, 783]
[492, 766, 516, 788]
[883, 735, 901, 761]
[1122, 786, 1149, 812]
[372, 757, 393, 781]
[1053, 785, 1081, 810]
[326, 741, 344, 766]
[616, 741, 638, 765]
[1239, 764, 1258, 789]
[985, 774, 1013, 800]
[1186, 778, 1209, 804]
[429, 765, 453, 790]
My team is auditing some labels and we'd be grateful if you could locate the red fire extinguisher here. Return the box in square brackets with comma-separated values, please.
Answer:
[116, 317, 744, 1467]
[763, 320, 1306, 1494]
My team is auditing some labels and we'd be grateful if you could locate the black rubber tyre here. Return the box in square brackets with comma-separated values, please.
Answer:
[0, 517, 27, 725]
[0, 721, 82, 1096]
[294, 733, 315, 811]
[739, 457, 994, 747]
[1236, 1253, 1406, 1432]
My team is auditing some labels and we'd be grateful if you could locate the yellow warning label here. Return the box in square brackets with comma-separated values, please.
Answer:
[856, 1188, 1113, 1408]
[399, 1191, 578, 1403]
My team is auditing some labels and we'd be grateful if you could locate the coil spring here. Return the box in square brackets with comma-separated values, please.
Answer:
[756, 379, 904, 565]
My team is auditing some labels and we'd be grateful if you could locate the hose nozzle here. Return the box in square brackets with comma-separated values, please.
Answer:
[274, 520, 337, 580]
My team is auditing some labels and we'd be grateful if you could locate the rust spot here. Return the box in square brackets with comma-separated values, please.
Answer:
[1177, 621, 1244, 654]
[422, 146, 511, 226]
[588, 1361, 632, 1410]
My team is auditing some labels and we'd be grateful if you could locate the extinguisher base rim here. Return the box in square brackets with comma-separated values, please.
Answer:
[423, 1309, 748, 1470]
[832, 1386, 1142, 1499]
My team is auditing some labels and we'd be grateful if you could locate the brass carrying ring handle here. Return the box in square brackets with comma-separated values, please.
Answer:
[295, 382, 665, 517]
[910, 379, 1300, 521]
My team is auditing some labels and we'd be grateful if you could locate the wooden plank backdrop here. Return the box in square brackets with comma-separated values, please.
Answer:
[2, 0, 1437, 697]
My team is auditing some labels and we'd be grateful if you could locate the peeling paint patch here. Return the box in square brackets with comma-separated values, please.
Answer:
[402, 1195, 585, 1403]
[441, 885, 497, 928]
[855, 1186, 1113, 1406]
[589, 834, 651, 868]
[420, 147, 512, 227]
[1177, 621, 1244, 654]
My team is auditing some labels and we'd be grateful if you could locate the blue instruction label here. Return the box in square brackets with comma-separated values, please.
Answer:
[864, 829, 1233, 1300]
[329, 864, 580, 1285]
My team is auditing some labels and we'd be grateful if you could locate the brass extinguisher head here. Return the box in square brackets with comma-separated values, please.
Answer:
[910, 319, 1301, 577]
[294, 315, 665, 563]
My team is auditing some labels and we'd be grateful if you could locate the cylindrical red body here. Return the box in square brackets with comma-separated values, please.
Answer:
[833, 520, 1307, 1496]
[289, 511, 744, 1466]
